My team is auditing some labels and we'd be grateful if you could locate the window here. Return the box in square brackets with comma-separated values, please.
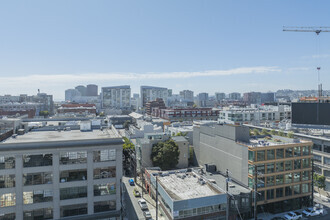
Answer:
[276, 175, 284, 185]
[248, 178, 254, 188]
[94, 183, 116, 196]
[324, 157, 330, 165]
[60, 151, 87, 165]
[286, 148, 293, 158]
[93, 167, 116, 179]
[267, 176, 274, 187]
[314, 155, 322, 163]
[313, 144, 322, 151]
[23, 208, 53, 220]
[324, 145, 330, 153]
[302, 146, 310, 155]
[0, 213, 15, 220]
[257, 191, 265, 201]
[302, 158, 310, 168]
[23, 190, 53, 204]
[267, 163, 274, 173]
[314, 165, 322, 174]
[267, 189, 274, 200]
[60, 186, 87, 200]
[294, 147, 301, 157]
[257, 150, 265, 162]
[23, 172, 52, 186]
[285, 173, 292, 184]
[257, 177, 265, 188]
[302, 183, 309, 193]
[23, 154, 52, 167]
[276, 162, 284, 172]
[257, 164, 265, 175]
[93, 149, 116, 162]
[0, 175, 15, 188]
[302, 171, 310, 181]
[294, 159, 301, 170]
[285, 186, 292, 196]
[0, 156, 15, 169]
[248, 164, 254, 176]
[267, 149, 275, 160]
[60, 204, 87, 218]
[94, 201, 116, 213]
[0, 193, 15, 207]
[285, 161, 292, 171]
[60, 169, 87, 183]
[294, 185, 300, 195]
[248, 151, 255, 162]
[324, 170, 330, 177]
[276, 149, 284, 159]
[276, 188, 283, 198]
[294, 172, 301, 183]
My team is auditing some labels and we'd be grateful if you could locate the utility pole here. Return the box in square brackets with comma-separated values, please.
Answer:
[311, 158, 314, 206]
[226, 169, 230, 220]
[156, 176, 158, 220]
[254, 165, 258, 220]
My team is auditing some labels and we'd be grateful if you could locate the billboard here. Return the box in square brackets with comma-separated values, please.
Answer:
[292, 102, 330, 125]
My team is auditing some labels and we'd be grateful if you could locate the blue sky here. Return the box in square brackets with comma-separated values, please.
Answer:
[0, 0, 330, 100]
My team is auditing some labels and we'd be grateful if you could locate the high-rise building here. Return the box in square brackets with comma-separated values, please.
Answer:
[86, 84, 98, 96]
[101, 85, 131, 109]
[75, 85, 86, 96]
[0, 127, 123, 219]
[228, 92, 241, 100]
[261, 92, 275, 103]
[65, 89, 81, 102]
[140, 86, 168, 107]
[243, 92, 261, 104]
[168, 89, 173, 97]
[197, 93, 208, 107]
[179, 90, 194, 102]
[215, 92, 226, 103]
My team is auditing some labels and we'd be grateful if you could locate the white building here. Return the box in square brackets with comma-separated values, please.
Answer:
[219, 105, 291, 125]
[101, 86, 131, 110]
[179, 90, 194, 102]
[0, 127, 123, 219]
[140, 86, 168, 107]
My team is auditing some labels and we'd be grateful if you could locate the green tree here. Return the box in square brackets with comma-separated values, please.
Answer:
[175, 132, 187, 137]
[270, 129, 277, 135]
[314, 173, 326, 193]
[253, 128, 260, 136]
[151, 139, 180, 170]
[99, 112, 105, 117]
[39, 111, 49, 117]
[278, 130, 285, 137]
[122, 137, 135, 159]
[188, 147, 194, 166]
[287, 131, 294, 138]
[193, 103, 197, 108]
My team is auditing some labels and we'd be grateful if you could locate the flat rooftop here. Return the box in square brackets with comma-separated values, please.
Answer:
[153, 171, 222, 200]
[240, 135, 311, 148]
[1, 128, 121, 144]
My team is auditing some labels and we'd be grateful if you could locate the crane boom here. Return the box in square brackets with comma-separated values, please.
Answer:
[283, 26, 330, 35]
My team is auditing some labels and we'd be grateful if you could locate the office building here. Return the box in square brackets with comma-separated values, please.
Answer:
[145, 98, 166, 115]
[215, 93, 226, 103]
[75, 85, 87, 96]
[101, 86, 131, 110]
[243, 92, 261, 104]
[194, 124, 313, 213]
[144, 168, 227, 220]
[0, 126, 123, 219]
[261, 92, 275, 103]
[140, 86, 168, 107]
[179, 90, 194, 102]
[228, 92, 241, 100]
[197, 93, 209, 107]
[65, 89, 82, 102]
[86, 84, 98, 96]
[152, 108, 219, 122]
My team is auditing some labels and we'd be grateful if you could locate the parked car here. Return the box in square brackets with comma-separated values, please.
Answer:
[302, 207, 321, 217]
[143, 210, 152, 219]
[271, 217, 285, 220]
[129, 178, 135, 186]
[138, 199, 148, 210]
[293, 211, 302, 219]
[284, 211, 301, 220]
[314, 206, 324, 215]
[133, 188, 141, 197]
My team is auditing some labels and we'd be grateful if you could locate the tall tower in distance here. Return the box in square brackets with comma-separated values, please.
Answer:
[86, 84, 98, 96]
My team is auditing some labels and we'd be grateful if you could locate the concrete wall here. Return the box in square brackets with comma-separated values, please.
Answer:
[193, 124, 249, 185]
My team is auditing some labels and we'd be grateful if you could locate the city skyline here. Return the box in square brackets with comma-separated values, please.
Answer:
[0, 0, 330, 100]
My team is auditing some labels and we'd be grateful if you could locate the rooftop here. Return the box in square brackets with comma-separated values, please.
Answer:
[150, 170, 222, 200]
[238, 135, 310, 148]
[1, 128, 121, 144]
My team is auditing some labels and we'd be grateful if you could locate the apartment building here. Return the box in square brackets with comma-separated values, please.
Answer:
[0, 128, 123, 219]
[140, 86, 168, 107]
[101, 86, 131, 109]
[152, 108, 219, 122]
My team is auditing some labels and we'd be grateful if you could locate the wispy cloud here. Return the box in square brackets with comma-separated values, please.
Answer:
[301, 54, 330, 59]
[0, 66, 281, 86]
[286, 67, 310, 72]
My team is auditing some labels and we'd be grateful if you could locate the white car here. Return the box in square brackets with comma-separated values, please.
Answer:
[302, 208, 320, 217]
[284, 211, 301, 220]
[138, 199, 148, 210]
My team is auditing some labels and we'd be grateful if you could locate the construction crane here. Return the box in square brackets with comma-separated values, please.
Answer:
[283, 26, 330, 35]
[283, 26, 330, 97]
